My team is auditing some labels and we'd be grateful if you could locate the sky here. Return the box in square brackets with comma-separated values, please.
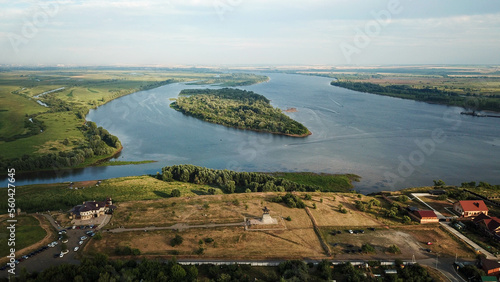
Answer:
[0, 0, 500, 66]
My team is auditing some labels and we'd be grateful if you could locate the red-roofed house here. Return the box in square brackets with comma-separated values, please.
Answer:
[473, 213, 500, 240]
[453, 200, 489, 218]
[480, 257, 500, 276]
[413, 210, 439, 223]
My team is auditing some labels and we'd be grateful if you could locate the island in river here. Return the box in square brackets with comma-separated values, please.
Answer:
[170, 88, 311, 137]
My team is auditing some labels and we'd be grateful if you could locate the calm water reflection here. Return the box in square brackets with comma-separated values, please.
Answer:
[6, 73, 500, 193]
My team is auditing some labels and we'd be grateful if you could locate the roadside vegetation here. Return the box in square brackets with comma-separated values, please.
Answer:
[170, 88, 310, 137]
[2, 253, 437, 282]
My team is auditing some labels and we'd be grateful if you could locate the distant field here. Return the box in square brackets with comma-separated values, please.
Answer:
[299, 65, 500, 112]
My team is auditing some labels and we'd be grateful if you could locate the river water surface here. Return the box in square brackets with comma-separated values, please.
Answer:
[8, 73, 500, 193]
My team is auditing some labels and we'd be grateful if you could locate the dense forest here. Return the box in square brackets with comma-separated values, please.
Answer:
[0, 121, 121, 172]
[159, 164, 346, 193]
[170, 88, 310, 137]
[331, 81, 500, 112]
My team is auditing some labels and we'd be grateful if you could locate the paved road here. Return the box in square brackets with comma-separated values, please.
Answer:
[440, 222, 496, 259]
[106, 221, 247, 233]
[411, 193, 448, 220]
[419, 257, 467, 282]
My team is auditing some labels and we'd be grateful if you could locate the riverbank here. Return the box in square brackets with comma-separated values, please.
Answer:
[0, 69, 270, 173]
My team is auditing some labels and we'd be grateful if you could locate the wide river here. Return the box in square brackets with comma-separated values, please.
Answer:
[8, 73, 500, 193]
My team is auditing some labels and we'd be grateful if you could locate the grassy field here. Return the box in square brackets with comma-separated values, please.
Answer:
[0, 69, 268, 169]
[0, 176, 218, 214]
[269, 172, 359, 193]
[0, 215, 48, 257]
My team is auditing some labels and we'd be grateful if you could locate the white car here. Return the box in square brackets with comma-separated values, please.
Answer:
[74, 247, 79, 252]
[62, 239, 68, 243]
[61, 249, 69, 255]
[78, 241, 84, 245]
[59, 253, 64, 258]
[80, 236, 87, 241]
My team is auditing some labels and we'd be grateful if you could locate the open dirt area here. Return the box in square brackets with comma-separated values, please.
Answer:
[400, 226, 476, 258]
[83, 192, 478, 261]
[88, 226, 325, 260]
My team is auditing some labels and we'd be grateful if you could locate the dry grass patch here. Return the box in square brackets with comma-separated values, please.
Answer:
[308, 194, 381, 227]
[88, 226, 325, 260]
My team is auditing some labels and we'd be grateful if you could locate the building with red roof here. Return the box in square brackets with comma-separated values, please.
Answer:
[473, 213, 500, 240]
[480, 257, 500, 276]
[453, 200, 489, 218]
[413, 210, 439, 223]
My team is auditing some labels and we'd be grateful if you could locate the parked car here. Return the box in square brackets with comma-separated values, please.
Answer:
[348, 230, 353, 234]
[61, 249, 69, 255]
[62, 239, 68, 243]
[74, 247, 79, 252]
[59, 253, 64, 258]
[78, 241, 84, 245]
[80, 236, 87, 241]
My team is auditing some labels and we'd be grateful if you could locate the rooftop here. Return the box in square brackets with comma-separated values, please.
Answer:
[458, 200, 489, 212]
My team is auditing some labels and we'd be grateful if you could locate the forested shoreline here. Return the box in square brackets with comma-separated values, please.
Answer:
[159, 164, 354, 193]
[0, 121, 121, 172]
[170, 88, 310, 137]
[331, 80, 500, 112]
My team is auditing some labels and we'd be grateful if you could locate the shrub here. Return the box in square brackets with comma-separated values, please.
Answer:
[437, 194, 448, 201]
[387, 244, 401, 254]
[170, 234, 184, 247]
[170, 189, 181, 197]
[204, 237, 214, 243]
[402, 215, 412, 224]
[195, 247, 205, 255]
[304, 194, 312, 200]
[361, 244, 376, 253]
[398, 195, 409, 203]
[285, 216, 292, 221]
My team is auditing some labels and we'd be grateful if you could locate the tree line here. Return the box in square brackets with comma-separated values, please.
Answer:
[4, 253, 433, 282]
[171, 88, 310, 136]
[0, 121, 121, 172]
[331, 80, 500, 112]
[159, 164, 323, 193]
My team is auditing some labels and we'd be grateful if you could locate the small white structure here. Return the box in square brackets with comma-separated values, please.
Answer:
[260, 207, 277, 225]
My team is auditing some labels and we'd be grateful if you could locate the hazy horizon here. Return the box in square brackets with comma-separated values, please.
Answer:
[1, 0, 500, 66]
